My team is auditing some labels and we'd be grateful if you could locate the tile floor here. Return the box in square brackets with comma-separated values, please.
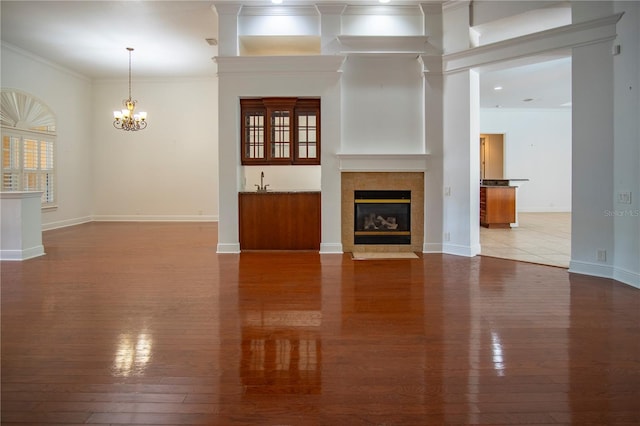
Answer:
[480, 212, 571, 268]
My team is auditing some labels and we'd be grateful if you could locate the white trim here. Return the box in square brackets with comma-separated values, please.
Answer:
[239, 5, 319, 16]
[337, 35, 429, 55]
[613, 267, 640, 289]
[569, 260, 614, 280]
[443, 0, 470, 12]
[423, 242, 443, 253]
[0, 190, 43, 199]
[214, 55, 346, 74]
[1, 42, 90, 81]
[42, 216, 92, 231]
[92, 215, 218, 222]
[0, 245, 45, 261]
[443, 13, 623, 74]
[518, 207, 572, 213]
[442, 242, 480, 257]
[336, 153, 429, 172]
[217, 243, 241, 254]
[320, 243, 343, 254]
[343, 5, 423, 16]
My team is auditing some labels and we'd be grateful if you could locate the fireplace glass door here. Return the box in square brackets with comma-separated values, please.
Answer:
[354, 190, 411, 245]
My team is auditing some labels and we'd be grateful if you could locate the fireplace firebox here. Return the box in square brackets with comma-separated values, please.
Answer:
[354, 190, 411, 245]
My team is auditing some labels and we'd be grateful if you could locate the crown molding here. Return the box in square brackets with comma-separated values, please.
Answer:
[443, 12, 623, 74]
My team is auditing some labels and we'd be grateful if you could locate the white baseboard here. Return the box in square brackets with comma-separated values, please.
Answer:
[1, 245, 45, 261]
[569, 260, 640, 289]
[423, 242, 443, 253]
[42, 216, 92, 231]
[613, 267, 640, 289]
[92, 215, 218, 222]
[320, 243, 343, 254]
[569, 260, 614, 280]
[216, 243, 240, 254]
[442, 243, 479, 257]
[518, 208, 571, 213]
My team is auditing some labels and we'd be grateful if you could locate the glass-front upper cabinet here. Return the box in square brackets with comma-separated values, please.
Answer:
[241, 98, 320, 165]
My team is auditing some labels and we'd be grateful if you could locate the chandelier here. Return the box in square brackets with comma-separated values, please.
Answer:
[113, 47, 147, 131]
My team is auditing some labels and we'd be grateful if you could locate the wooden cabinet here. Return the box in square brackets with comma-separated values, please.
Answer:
[239, 192, 321, 250]
[480, 186, 516, 228]
[241, 98, 320, 166]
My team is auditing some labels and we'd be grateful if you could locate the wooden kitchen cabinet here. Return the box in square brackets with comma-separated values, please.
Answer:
[480, 186, 516, 228]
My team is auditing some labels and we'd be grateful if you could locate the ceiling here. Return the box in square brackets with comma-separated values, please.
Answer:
[1, 0, 570, 109]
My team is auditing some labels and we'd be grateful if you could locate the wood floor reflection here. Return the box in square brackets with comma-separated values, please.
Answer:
[2, 222, 639, 425]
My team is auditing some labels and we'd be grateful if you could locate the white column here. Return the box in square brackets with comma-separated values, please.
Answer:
[569, 2, 616, 278]
[1, 192, 45, 260]
[212, 3, 242, 57]
[317, 4, 346, 55]
[440, 0, 480, 257]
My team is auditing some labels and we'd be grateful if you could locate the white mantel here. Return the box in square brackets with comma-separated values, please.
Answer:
[336, 153, 429, 172]
[1, 191, 45, 260]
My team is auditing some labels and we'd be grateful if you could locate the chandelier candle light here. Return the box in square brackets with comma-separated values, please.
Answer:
[113, 47, 147, 131]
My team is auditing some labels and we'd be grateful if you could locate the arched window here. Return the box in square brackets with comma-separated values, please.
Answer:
[1, 89, 57, 207]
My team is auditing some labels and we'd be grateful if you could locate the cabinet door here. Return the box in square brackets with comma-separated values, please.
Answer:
[241, 100, 266, 164]
[266, 105, 293, 163]
[294, 101, 320, 165]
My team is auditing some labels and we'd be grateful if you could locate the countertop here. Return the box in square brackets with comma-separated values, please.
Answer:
[239, 190, 321, 194]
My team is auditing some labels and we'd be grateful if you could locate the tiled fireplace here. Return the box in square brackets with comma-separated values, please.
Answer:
[342, 172, 424, 253]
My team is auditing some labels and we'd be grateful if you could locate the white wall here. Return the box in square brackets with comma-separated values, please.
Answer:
[341, 56, 425, 154]
[480, 108, 572, 212]
[92, 78, 218, 220]
[243, 166, 321, 192]
[1, 44, 93, 229]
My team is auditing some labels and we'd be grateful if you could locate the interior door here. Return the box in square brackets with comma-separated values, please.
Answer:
[480, 134, 504, 179]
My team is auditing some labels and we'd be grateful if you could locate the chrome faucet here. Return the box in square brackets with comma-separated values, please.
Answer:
[255, 171, 270, 192]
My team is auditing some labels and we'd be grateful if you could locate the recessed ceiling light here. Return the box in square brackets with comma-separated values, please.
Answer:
[561, 101, 572, 107]
[205, 38, 218, 46]
[379, 0, 391, 3]
[271, 0, 283, 4]
[493, 86, 503, 91]
[523, 98, 534, 102]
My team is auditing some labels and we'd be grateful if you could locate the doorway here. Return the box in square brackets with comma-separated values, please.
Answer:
[480, 133, 504, 180]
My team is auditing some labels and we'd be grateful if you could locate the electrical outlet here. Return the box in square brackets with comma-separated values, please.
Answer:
[444, 232, 450, 242]
[597, 250, 607, 262]
[617, 191, 632, 205]
[444, 187, 451, 196]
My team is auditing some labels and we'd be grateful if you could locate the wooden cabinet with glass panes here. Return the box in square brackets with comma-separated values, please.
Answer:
[241, 98, 320, 165]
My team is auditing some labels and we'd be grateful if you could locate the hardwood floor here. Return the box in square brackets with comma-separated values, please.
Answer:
[2, 222, 639, 425]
